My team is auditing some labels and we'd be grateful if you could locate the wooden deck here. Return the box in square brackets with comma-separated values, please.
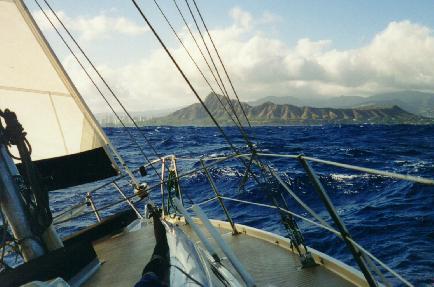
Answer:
[83, 218, 365, 286]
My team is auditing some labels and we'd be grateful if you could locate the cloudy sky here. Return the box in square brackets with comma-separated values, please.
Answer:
[26, 0, 434, 113]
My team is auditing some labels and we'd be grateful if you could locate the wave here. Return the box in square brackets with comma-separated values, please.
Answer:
[83, 125, 434, 285]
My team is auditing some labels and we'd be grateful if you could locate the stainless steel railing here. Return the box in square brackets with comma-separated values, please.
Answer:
[52, 152, 433, 286]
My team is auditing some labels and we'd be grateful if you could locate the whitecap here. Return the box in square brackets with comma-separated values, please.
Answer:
[330, 173, 359, 181]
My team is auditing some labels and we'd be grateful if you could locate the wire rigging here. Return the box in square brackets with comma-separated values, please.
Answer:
[44, 0, 311, 264]
[2, 2, 412, 285]
[144, 0, 280, 192]
[182, 0, 246, 131]
[152, 0, 240, 129]
[42, 0, 163, 161]
[172, 0, 225, 99]
[173, 0, 257, 151]
[130, 0, 261, 185]
[154, 0, 258, 155]
[191, 0, 252, 128]
[37, 0, 164, 182]
[175, 2, 314, 244]
[137, 1, 299, 239]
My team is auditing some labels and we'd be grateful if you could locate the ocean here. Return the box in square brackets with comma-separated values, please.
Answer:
[50, 125, 434, 286]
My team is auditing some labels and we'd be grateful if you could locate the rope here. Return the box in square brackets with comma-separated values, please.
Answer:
[163, 0, 272, 194]
[1, 109, 53, 236]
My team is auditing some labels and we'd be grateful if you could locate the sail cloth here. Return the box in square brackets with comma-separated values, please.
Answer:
[0, 0, 119, 190]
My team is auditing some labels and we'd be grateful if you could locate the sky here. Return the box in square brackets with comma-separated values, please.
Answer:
[25, 0, 434, 113]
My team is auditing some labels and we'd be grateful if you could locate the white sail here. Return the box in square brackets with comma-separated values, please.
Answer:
[0, 0, 110, 160]
[0, 0, 119, 189]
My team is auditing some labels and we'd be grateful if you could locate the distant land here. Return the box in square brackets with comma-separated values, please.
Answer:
[96, 107, 178, 126]
[136, 93, 433, 126]
[248, 90, 434, 118]
[97, 91, 434, 126]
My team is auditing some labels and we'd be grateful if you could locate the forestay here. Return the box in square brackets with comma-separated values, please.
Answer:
[0, 0, 119, 190]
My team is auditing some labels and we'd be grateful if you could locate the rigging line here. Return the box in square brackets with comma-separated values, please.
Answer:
[187, 0, 263, 153]
[191, 0, 252, 128]
[130, 0, 261, 185]
[220, 194, 414, 287]
[173, 0, 257, 148]
[41, 0, 166, 171]
[35, 0, 162, 181]
[177, 1, 269, 189]
[42, 0, 180, 191]
[55, 191, 148, 225]
[172, 0, 225, 99]
[154, 1, 256, 154]
[56, 152, 240, 221]
[152, 0, 240, 129]
[174, 0, 254, 142]
[182, 0, 261, 158]
[183, 0, 246, 131]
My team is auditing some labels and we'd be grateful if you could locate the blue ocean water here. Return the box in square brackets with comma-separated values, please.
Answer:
[51, 125, 434, 286]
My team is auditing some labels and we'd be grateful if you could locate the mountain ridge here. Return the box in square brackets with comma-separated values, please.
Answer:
[248, 90, 434, 118]
[141, 93, 432, 126]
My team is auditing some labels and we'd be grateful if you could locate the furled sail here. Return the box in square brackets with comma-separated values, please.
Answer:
[0, 0, 119, 190]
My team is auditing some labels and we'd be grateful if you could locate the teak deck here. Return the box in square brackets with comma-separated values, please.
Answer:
[83, 218, 365, 286]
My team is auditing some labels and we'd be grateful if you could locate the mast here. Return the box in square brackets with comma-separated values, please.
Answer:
[0, 137, 45, 261]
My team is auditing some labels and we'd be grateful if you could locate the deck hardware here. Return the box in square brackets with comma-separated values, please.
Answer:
[139, 165, 147, 177]
[172, 198, 220, 262]
[0, 113, 56, 261]
[134, 182, 149, 199]
[200, 159, 239, 235]
[192, 204, 256, 287]
[279, 208, 317, 268]
[298, 156, 378, 287]
[112, 182, 143, 219]
[171, 156, 184, 206]
[166, 157, 183, 214]
[238, 152, 255, 192]
[86, 193, 101, 222]
[160, 158, 167, 215]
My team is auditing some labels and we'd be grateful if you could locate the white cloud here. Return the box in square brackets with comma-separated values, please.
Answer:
[59, 8, 434, 112]
[260, 11, 283, 25]
[230, 7, 252, 30]
[33, 9, 147, 41]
